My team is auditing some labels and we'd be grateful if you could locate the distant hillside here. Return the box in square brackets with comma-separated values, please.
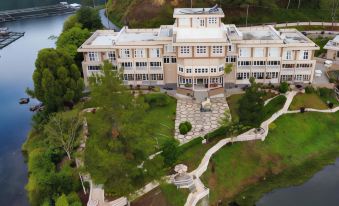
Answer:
[0, 0, 105, 11]
[107, 0, 335, 28]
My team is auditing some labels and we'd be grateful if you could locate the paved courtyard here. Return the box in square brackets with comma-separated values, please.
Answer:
[175, 98, 229, 144]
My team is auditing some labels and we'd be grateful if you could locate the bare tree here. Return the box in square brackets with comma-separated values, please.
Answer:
[45, 113, 82, 160]
[286, 0, 291, 9]
[298, 0, 302, 9]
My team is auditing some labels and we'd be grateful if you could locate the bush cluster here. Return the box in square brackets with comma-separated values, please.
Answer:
[144, 93, 170, 108]
[179, 121, 192, 135]
[279, 82, 289, 93]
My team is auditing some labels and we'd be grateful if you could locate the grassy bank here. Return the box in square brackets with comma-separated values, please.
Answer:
[201, 112, 339, 205]
[289, 93, 329, 110]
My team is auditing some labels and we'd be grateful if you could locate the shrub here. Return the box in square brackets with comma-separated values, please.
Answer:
[279, 82, 289, 93]
[305, 86, 316, 94]
[179, 121, 192, 135]
[300, 107, 305, 113]
[144, 93, 170, 108]
[318, 87, 332, 99]
[161, 139, 180, 166]
[328, 102, 334, 109]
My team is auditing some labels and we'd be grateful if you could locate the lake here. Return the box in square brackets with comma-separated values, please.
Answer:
[257, 158, 339, 206]
[0, 14, 70, 206]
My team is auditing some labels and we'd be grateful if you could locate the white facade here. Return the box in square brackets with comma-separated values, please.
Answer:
[78, 7, 319, 96]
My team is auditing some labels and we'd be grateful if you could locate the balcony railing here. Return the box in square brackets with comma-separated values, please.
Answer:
[150, 66, 162, 70]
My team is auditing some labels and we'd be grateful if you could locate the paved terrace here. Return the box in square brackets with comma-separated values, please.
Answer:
[175, 98, 229, 144]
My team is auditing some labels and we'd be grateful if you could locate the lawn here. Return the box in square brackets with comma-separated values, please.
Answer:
[143, 94, 177, 147]
[226, 94, 244, 123]
[262, 95, 287, 121]
[289, 93, 328, 110]
[201, 112, 339, 205]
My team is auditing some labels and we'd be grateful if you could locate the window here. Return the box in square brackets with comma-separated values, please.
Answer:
[150, 62, 162, 67]
[238, 61, 251, 66]
[121, 62, 133, 68]
[150, 48, 160, 58]
[197, 46, 207, 54]
[178, 67, 184, 72]
[136, 74, 149, 81]
[199, 18, 205, 27]
[186, 68, 192, 73]
[88, 65, 101, 71]
[267, 61, 280, 66]
[281, 75, 293, 82]
[239, 48, 250, 57]
[135, 62, 147, 68]
[123, 74, 134, 81]
[286, 51, 292, 60]
[228, 45, 234, 52]
[208, 17, 217, 24]
[254, 48, 264, 58]
[120, 49, 131, 58]
[237, 72, 250, 80]
[268, 48, 280, 57]
[266, 72, 278, 79]
[210, 68, 217, 73]
[296, 63, 312, 68]
[107, 51, 116, 62]
[253, 61, 266, 66]
[283, 64, 295, 68]
[219, 66, 223, 72]
[165, 44, 175, 53]
[302, 51, 309, 60]
[226, 56, 237, 63]
[252, 72, 264, 79]
[212, 46, 223, 54]
[150, 74, 163, 80]
[180, 46, 190, 54]
[88, 52, 99, 61]
[295, 74, 303, 81]
[134, 49, 145, 58]
[164, 56, 177, 64]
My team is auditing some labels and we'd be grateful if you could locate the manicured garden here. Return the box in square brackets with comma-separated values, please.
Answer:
[201, 111, 339, 205]
[289, 86, 339, 110]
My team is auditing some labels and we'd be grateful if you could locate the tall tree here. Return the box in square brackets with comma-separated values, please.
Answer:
[27, 48, 84, 112]
[85, 61, 160, 195]
[238, 77, 265, 127]
[45, 113, 82, 160]
[76, 7, 103, 30]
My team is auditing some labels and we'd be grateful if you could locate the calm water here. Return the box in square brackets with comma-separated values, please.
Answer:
[0, 14, 69, 205]
[257, 158, 339, 206]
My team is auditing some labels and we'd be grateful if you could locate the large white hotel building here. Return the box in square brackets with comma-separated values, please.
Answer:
[78, 7, 319, 97]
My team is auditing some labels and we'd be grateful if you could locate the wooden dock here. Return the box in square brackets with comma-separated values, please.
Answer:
[0, 32, 25, 49]
[0, 4, 76, 23]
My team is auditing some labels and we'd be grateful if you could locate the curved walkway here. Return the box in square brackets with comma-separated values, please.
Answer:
[184, 91, 339, 206]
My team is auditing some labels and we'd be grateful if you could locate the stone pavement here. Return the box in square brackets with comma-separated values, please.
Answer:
[175, 98, 229, 144]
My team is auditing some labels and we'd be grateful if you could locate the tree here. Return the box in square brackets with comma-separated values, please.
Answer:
[63, 15, 82, 32]
[77, 7, 103, 30]
[161, 139, 180, 167]
[57, 27, 91, 59]
[224, 63, 233, 74]
[279, 82, 289, 93]
[238, 77, 265, 127]
[55, 194, 69, 206]
[85, 61, 159, 195]
[27, 48, 84, 113]
[45, 113, 82, 160]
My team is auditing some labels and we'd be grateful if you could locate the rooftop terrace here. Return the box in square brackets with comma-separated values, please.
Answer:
[239, 26, 281, 41]
[173, 7, 224, 16]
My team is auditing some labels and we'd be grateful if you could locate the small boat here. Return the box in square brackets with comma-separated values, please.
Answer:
[19, 98, 30, 104]
[29, 103, 44, 112]
[0, 27, 9, 36]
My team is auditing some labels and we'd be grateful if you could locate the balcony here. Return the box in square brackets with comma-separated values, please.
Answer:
[150, 66, 162, 70]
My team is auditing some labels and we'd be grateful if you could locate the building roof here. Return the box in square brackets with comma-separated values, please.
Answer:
[173, 7, 225, 18]
[175, 27, 226, 42]
[90, 34, 116, 46]
[238, 26, 281, 41]
[324, 35, 339, 51]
